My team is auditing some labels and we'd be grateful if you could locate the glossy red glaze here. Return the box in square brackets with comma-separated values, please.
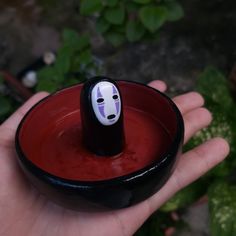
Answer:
[18, 82, 178, 181]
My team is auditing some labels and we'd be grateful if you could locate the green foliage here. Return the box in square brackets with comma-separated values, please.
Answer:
[126, 20, 145, 42]
[104, 5, 125, 25]
[79, 0, 183, 46]
[0, 96, 11, 117]
[139, 6, 168, 33]
[96, 17, 110, 33]
[105, 31, 125, 47]
[196, 67, 236, 236]
[135, 211, 174, 236]
[185, 67, 236, 177]
[161, 66, 236, 234]
[165, 0, 184, 21]
[105, 0, 119, 7]
[36, 29, 100, 92]
[209, 182, 236, 236]
[80, 0, 103, 15]
[133, 0, 151, 4]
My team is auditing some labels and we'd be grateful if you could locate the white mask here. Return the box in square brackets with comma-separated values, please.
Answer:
[91, 81, 121, 126]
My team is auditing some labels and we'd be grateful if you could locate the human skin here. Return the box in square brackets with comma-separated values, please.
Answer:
[0, 80, 229, 236]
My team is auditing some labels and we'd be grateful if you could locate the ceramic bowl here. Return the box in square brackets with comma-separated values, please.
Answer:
[15, 81, 184, 210]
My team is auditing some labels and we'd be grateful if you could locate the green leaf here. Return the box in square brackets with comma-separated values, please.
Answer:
[105, 32, 125, 47]
[36, 29, 97, 92]
[62, 29, 90, 52]
[126, 2, 140, 11]
[139, 6, 168, 32]
[133, 0, 151, 4]
[37, 67, 56, 81]
[71, 50, 94, 73]
[209, 182, 236, 236]
[126, 20, 145, 42]
[36, 78, 57, 93]
[0, 96, 11, 116]
[160, 179, 207, 212]
[96, 17, 110, 33]
[37, 66, 64, 85]
[77, 49, 93, 65]
[166, 1, 184, 21]
[64, 78, 81, 87]
[113, 24, 126, 33]
[77, 35, 90, 51]
[80, 0, 103, 15]
[135, 211, 172, 236]
[54, 49, 71, 77]
[104, 0, 118, 7]
[104, 5, 125, 25]
[63, 29, 79, 41]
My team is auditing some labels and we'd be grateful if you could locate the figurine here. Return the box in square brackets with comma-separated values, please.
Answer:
[80, 76, 125, 156]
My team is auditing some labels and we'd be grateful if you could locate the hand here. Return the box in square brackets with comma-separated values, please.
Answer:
[0, 81, 229, 236]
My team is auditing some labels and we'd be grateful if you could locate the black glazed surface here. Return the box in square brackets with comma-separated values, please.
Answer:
[80, 76, 125, 156]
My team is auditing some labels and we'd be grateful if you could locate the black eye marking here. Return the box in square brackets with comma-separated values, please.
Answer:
[113, 95, 118, 100]
[97, 98, 104, 103]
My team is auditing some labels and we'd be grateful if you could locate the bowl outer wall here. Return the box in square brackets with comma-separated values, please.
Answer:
[15, 81, 184, 209]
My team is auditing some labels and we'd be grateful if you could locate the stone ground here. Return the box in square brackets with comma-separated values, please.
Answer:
[0, 0, 236, 235]
[1, 0, 236, 92]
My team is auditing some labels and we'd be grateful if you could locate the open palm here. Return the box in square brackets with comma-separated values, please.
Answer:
[0, 81, 229, 236]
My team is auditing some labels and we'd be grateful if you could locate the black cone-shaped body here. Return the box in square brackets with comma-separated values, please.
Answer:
[80, 76, 125, 156]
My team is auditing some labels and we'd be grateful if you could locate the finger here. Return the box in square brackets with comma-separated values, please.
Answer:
[173, 92, 204, 115]
[148, 80, 167, 92]
[183, 107, 212, 144]
[148, 137, 229, 212]
[1, 92, 49, 132]
[171, 137, 229, 191]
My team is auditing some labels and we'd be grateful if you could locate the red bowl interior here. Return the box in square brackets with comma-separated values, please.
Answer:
[17, 81, 179, 181]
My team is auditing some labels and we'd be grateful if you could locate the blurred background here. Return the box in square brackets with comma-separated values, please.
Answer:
[0, 0, 236, 235]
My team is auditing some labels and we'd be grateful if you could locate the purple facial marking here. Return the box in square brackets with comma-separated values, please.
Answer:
[115, 101, 120, 114]
[112, 85, 117, 94]
[98, 105, 105, 118]
[96, 86, 105, 117]
[112, 85, 120, 114]
[97, 87, 102, 98]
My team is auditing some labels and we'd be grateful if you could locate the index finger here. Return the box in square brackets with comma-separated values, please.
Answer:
[148, 80, 167, 92]
[173, 92, 205, 115]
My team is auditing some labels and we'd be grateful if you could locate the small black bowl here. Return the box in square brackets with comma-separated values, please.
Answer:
[15, 81, 184, 211]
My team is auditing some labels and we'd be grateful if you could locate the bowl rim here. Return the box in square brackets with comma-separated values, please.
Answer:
[15, 80, 184, 188]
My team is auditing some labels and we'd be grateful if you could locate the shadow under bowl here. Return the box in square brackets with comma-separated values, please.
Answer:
[15, 81, 184, 211]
